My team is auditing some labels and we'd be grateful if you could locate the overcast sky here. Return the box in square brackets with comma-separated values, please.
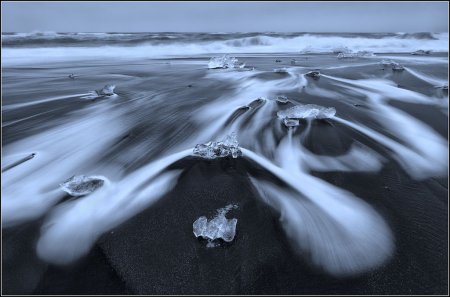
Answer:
[2, 2, 448, 33]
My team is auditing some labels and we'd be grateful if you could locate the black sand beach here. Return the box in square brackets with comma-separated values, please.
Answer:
[2, 52, 448, 294]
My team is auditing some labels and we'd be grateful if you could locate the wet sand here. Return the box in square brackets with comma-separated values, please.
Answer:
[2, 54, 448, 294]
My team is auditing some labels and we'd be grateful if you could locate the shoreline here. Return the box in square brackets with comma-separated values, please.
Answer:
[2, 53, 448, 294]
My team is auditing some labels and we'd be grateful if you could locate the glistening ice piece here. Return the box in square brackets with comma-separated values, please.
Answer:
[193, 204, 238, 244]
[277, 104, 336, 120]
[193, 132, 242, 159]
[60, 175, 107, 196]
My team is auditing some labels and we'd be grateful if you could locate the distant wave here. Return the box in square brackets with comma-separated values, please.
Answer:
[2, 32, 445, 47]
[2, 32, 448, 65]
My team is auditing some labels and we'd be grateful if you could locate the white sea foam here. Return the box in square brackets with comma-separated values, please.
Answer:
[36, 149, 191, 264]
[2, 104, 129, 227]
[244, 144, 393, 276]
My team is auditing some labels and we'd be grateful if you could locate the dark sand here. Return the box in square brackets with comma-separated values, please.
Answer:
[2, 54, 448, 294]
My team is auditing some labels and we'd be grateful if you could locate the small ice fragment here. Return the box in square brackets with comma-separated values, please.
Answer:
[333, 47, 352, 54]
[337, 52, 356, 59]
[193, 132, 242, 159]
[274, 67, 288, 73]
[68, 74, 76, 79]
[193, 204, 238, 244]
[391, 62, 404, 71]
[208, 55, 239, 69]
[338, 51, 374, 59]
[276, 95, 289, 104]
[275, 59, 282, 63]
[411, 50, 431, 55]
[59, 175, 106, 196]
[291, 59, 297, 65]
[95, 84, 116, 96]
[277, 104, 336, 120]
[283, 118, 300, 127]
[305, 71, 321, 79]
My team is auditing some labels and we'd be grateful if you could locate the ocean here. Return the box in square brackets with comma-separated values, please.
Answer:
[2, 31, 449, 65]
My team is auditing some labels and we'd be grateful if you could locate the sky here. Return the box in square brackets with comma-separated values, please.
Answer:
[2, 2, 448, 33]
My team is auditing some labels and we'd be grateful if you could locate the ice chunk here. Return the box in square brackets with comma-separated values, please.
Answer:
[277, 104, 336, 120]
[411, 50, 431, 55]
[305, 71, 321, 79]
[193, 204, 238, 244]
[60, 175, 106, 196]
[380, 60, 406, 71]
[193, 132, 242, 159]
[338, 51, 374, 58]
[275, 59, 282, 63]
[283, 118, 300, 127]
[247, 97, 266, 108]
[333, 47, 352, 54]
[391, 62, 404, 71]
[274, 67, 288, 73]
[276, 95, 289, 104]
[208, 55, 239, 69]
[95, 84, 116, 96]
[379, 60, 404, 71]
[193, 216, 237, 243]
[337, 52, 356, 59]
[291, 59, 297, 65]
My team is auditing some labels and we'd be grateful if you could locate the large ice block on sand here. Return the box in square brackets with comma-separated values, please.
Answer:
[193, 204, 238, 244]
[193, 132, 242, 159]
[60, 175, 106, 196]
[208, 55, 239, 69]
[95, 84, 116, 96]
[277, 104, 336, 120]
